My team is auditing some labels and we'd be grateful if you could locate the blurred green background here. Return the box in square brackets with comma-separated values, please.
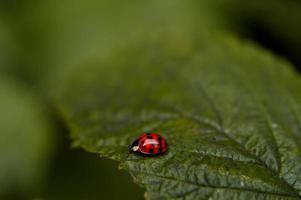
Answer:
[0, 0, 301, 199]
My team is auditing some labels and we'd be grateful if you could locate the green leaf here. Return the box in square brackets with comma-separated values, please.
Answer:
[51, 33, 301, 200]
[0, 77, 55, 198]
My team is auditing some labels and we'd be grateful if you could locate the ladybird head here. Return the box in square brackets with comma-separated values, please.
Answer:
[129, 138, 139, 152]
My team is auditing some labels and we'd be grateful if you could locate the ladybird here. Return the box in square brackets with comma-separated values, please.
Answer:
[129, 133, 167, 156]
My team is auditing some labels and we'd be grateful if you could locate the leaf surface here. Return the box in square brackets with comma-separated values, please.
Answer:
[52, 34, 301, 200]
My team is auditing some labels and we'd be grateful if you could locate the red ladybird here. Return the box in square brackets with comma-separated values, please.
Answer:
[129, 133, 167, 156]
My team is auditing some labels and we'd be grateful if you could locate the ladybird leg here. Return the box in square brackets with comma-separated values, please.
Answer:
[126, 148, 141, 161]
[142, 153, 153, 158]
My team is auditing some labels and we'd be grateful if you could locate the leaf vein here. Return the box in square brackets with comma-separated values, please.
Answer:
[131, 170, 298, 199]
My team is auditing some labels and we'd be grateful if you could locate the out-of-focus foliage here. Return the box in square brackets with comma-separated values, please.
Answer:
[1, 0, 229, 85]
[0, 78, 54, 199]
[0, 14, 18, 75]
[216, 0, 301, 69]
[44, 136, 143, 200]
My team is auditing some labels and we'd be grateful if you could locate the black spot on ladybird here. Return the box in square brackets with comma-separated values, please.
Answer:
[149, 149, 154, 153]
[147, 135, 153, 139]
[158, 147, 163, 152]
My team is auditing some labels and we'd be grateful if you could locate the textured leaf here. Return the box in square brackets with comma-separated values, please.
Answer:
[52, 33, 301, 200]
